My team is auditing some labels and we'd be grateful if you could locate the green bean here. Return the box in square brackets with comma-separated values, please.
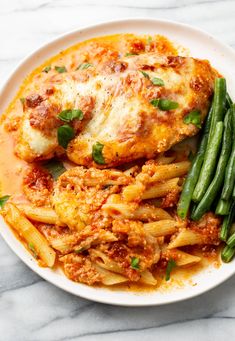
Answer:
[220, 201, 235, 241]
[192, 121, 224, 202]
[221, 105, 235, 200]
[208, 78, 226, 143]
[216, 199, 231, 215]
[226, 93, 233, 108]
[228, 235, 235, 249]
[221, 245, 235, 263]
[233, 183, 235, 199]
[177, 105, 213, 219]
[191, 111, 232, 220]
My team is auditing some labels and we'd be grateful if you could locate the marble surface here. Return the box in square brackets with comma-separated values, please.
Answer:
[1, 1, 235, 340]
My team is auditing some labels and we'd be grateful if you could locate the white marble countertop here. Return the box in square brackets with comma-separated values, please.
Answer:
[1, 1, 235, 340]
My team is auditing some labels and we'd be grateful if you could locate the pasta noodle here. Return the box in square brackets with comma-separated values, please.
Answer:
[3, 203, 56, 267]
[141, 178, 180, 199]
[167, 229, 204, 249]
[143, 220, 179, 237]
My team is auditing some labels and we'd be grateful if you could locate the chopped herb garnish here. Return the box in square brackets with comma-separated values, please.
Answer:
[20, 97, 25, 105]
[147, 36, 153, 45]
[92, 142, 105, 165]
[55, 66, 67, 73]
[42, 65, 51, 73]
[0, 195, 10, 209]
[131, 257, 140, 270]
[140, 71, 150, 79]
[57, 125, 75, 149]
[76, 63, 93, 70]
[183, 110, 202, 129]
[150, 99, 160, 107]
[125, 52, 137, 57]
[150, 98, 179, 111]
[58, 109, 83, 122]
[165, 258, 176, 281]
[151, 77, 165, 86]
[28, 243, 38, 259]
[43, 159, 66, 180]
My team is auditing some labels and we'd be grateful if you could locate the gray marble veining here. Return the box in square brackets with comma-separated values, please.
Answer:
[0, 1, 235, 340]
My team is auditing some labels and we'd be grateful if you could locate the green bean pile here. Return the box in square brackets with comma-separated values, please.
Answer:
[177, 78, 235, 263]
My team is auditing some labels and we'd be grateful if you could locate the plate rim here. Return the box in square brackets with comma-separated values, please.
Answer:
[0, 17, 235, 306]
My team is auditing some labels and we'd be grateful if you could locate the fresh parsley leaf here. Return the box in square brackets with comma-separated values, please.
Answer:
[125, 52, 137, 56]
[55, 66, 67, 73]
[151, 77, 165, 86]
[43, 159, 66, 180]
[28, 243, 38, 259]
[57, 125, 75, 149]
[92, 142, 105, 165]
[0, 195, 10, 209]
[76, 63, 93, 70]
[131, 257, 140, 270]
[58, 109, 84, 122]
[165, 259, 176, 281]
[183, 110, 202, 129]
[150, 98, 179, 111]
[42, 65, 51, 73]
[140, 71, 150, 79]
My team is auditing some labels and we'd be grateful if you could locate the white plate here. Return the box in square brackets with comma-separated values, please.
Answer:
[0, 18, 235, 306]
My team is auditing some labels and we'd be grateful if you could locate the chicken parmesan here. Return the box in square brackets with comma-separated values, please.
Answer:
[3, 34, 217, 167]
[0, 33, 227, 291]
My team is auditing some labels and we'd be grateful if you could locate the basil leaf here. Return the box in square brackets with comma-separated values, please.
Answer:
[140, 71, 150, 79]
[92, 142, 105, 165]
[28, 243, 38, 259]
[183, 110, 202, 129]
[57, 125, 75, 149]
[43, 159, 66, 180]
[76, 63, 93, 70]
[151, 77, 164, 86]
[131, 257, 140, 270]
[125, 52, 137, 56]
[55, 66, 67, 73]
[42, 66, 51, 73]
[58, 109, 83, 122]
[158, 99, 179, 111]
[0, 195, 10, 209]
[150, 98, 179, 111]
[165, 259, 176, 281]
[150, 99, 160, 107]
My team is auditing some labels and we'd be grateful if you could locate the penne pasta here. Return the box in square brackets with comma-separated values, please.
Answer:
[141, 178, 180, 199]
[168, 249, 201, 266]
[154, 154, 176, 165]
[139, 270, 157, 285]
[141, 161, 190, 183]
[102, 201, 172, 221]
[144, 220, 178, 237]
[90, 249, 123, 274]
[3, 203, 56, 267]
[167, 229, 204, 249]
[17, 204, 66, 226]
[94, 264, 128, 285]
[122, 182, 145, 202]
